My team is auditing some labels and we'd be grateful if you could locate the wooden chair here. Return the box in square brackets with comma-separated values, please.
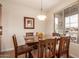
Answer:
[56, 36, 70, 58]
[26, 32, 34, 40]
[12, 34, 33, 58]
[26, 32, 34, 37]
[52, 32, 60, 36]
[37, 40, 45, 58]
[38, 39, 57, 58]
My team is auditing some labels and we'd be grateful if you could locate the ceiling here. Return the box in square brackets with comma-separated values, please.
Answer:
[11, 0, 64, 12]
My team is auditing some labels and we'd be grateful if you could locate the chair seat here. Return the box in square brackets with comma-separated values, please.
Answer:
[17, 45, 32, 54]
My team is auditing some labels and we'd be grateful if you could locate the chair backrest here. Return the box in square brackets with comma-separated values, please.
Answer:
[58, 36, 70, 55]
[38, 40, 45, 58]
[38, 39, 57, 58]
[45, 39, 57, 57]
[12, 34, 18, 50]
[52, 32, 60, 36]
[26, 32, 34, 37]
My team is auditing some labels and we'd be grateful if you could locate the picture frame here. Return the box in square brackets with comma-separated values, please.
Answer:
[24, 17, 35, 29]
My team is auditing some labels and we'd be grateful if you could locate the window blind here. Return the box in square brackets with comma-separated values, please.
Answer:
[64, 4, 79, 17]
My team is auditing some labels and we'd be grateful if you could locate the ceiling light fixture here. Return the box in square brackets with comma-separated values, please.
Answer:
[37, 0, 47, 21]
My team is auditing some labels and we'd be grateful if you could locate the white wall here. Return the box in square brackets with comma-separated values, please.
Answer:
[46, 0, 79, 58]
[0, 4, 1, 25]
[0, 0, 45, 51]
[45, 11, 54, 35]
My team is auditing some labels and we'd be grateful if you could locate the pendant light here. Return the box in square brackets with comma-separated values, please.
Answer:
[37, 0, 47, 21]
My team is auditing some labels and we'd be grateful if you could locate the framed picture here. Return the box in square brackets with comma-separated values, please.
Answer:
[24, 17, 35, 29]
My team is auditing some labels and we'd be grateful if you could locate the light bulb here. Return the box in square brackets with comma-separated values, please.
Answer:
[37, 15, 47, 21]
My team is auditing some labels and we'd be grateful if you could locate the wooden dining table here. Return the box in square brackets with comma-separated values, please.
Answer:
[24, 35, 60, 58]
[24, 35, 60, 51]
[25, 35, 60, 45]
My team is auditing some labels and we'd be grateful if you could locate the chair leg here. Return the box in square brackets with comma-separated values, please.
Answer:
[15, 54, 17, 58]
[67, 52, 69, 58]
[28, 52, 33, 58]
[25, 52, 27, 58]
[14, 51, 17, 58]
[51, 56, 55, 58]
[57, 54, 60, 58]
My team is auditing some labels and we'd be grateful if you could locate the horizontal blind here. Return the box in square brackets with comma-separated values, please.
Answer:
[64, 4, 79, 17]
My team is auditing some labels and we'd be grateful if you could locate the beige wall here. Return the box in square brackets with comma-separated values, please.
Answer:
[0, 4, 1, 25]
[45, 11, 54, 35]
[0, 0, 46, 51]
[0, 4, 2, 52]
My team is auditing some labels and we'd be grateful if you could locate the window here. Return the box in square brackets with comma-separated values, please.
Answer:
[54, 3, 79, 43]
[65, 14, 78, 43]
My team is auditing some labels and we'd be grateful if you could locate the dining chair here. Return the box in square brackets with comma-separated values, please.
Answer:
[37, 40, 45, 58]
[38, 39, 57, 58]
[56, 36, 70, 58]
[52, 32, 60, 36]
[26, 32, 34, 37]
[12, 34, 33, 58]
[25, 32, 34, 41]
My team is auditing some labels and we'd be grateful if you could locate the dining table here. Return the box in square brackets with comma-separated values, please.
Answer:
[25, 35, 60, 45]
[24, 35, 60, 58]
[26, 35, 60, 46]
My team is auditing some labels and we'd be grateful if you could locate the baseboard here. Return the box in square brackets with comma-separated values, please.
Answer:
[1, 48, 14, 52]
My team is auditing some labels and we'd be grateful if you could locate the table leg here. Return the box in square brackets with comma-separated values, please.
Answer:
[28, 52, 33, 58]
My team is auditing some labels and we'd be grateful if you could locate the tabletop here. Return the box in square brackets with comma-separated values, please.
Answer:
[24, 35, 60, 45]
